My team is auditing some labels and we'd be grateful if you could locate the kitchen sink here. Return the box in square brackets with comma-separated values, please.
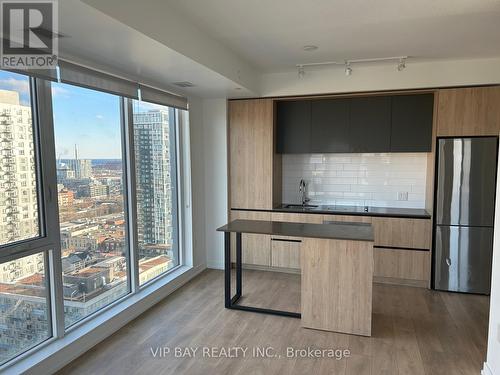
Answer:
[283, 204, 319, 210]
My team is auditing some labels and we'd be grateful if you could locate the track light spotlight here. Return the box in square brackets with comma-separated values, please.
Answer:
[298, 65, 305, 78]
[397, 58, 406, 71]
[345, 62, 352, 76]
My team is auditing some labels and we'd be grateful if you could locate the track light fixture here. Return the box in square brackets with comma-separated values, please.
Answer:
[296, 56, 409, 78]
[397, 57, 406, 71]
[297, 65, 305, 78]
[344, 61, 352, 76]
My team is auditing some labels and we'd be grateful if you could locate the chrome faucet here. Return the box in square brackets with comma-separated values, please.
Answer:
[299, 179, 310, 206]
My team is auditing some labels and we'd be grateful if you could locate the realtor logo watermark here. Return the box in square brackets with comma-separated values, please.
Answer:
[1, 0, 58, 69]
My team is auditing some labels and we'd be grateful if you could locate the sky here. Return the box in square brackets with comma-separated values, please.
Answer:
[0, 70, 170, 160]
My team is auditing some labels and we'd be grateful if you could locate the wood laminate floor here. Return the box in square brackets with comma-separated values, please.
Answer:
[58, 269, 489, 375]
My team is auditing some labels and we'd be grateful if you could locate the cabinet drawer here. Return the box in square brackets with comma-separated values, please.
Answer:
[322, 214, 372, 224]
[271, 212, 323, 224]
[271, 237, 301, 269]
[372, 217, 431, 250]
[230, 210, 271, 266]
[374, 248, 430, 284]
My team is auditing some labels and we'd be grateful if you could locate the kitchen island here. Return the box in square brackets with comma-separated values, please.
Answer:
[217, 219, 375, 336]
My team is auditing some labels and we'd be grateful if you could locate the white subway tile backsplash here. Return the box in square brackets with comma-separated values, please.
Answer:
[282, 153, 427, 208]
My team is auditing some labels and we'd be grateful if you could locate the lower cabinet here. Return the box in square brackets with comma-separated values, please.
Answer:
[230, 210, 271, 266]
[271, 237, 301, 270]
[230, 210, 432, 286]
[373, 248, 431, 287]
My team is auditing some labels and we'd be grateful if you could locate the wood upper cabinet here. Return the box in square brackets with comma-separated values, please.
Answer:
[390, 94, 434, 152]
[229, 99, 274, 210]
[437, 86, 500, 136]
[276, 100, 311, 153]
[310, 99, 350, 153]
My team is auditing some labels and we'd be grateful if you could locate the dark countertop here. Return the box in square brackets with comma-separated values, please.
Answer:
[270, 204, 431, 219]
[217, 219, 374, 242]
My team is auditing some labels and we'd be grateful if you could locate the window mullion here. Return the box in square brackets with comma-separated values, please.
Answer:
[35, 78, 65, 338]
[122, 98, 140, 292]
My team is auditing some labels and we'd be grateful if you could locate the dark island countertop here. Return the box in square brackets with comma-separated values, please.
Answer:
[217, 219, 374, 242]
[269, 204, 431, 219]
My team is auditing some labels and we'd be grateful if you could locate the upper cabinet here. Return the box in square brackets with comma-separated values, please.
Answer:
[437, 87, 500, 136]
[229, 99, 275, 210]
[349, 96, 391, 153]
[276, 93, 434, 154]
[310, 99, 350, 153]
[276, 100, 311, 153]
[391, 94, 434, 152]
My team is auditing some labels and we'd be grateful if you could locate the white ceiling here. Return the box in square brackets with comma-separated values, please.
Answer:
[166, 0, 500, 72]
[57, 0, 255, 98]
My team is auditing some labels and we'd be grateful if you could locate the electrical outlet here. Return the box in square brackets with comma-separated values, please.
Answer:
[397, 192, 409, 201]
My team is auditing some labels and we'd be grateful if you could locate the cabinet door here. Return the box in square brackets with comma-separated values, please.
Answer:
[349, 96, 391, 152]
[310, 99, 350, 153]
[372, 217, 431, 250]
[374, 248, 430, 285]
[229, 99, 274, 209]
[390, 94, 434, 152]
[276, 100, 311, 153]
[437, 86, 500, 136]
[230, 210, 271, 266]
[271, 237, 301, 269]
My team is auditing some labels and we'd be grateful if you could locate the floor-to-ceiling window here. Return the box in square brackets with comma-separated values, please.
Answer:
[51, 82, 130, 327]
[0, 71, 52, 365]
[0, 65, 189, 368]
[131, 100, 179, 285]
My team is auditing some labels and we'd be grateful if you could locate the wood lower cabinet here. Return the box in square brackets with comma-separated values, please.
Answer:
[230, 211, 432, 286]
[437, 86, 500, 136]
[372, 217, 431, 250]
[301, 237, 373, 336]
[230, 210, 271, 266]
[271, 237, 301, 269]
[373, 248, 431, 287]
[323, 214, 372, 224]
[271, 212, 323, 223]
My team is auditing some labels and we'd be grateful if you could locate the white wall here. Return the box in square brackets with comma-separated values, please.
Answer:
[200, 99, 229, 269]
[282, 153, 427, 208]
[186, 96, 208, 268]
[260, 57, 500, 97]
[483, 148, 500, 375]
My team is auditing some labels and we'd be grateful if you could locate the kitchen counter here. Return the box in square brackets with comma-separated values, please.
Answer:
[218, 219, 374, 336]
[217, 219, 374, 241]
[272, 204, 431, 219]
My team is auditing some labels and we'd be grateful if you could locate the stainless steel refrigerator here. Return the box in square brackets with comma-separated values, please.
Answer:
[434, 137, 498, 294]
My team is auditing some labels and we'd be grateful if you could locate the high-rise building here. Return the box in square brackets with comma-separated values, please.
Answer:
[62, 145, 92, 179]
[133, 110, 173, 248]
[0, 90, 39, 244]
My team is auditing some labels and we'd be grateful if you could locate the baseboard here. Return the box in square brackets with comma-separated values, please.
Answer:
[207, 260, 223, 269]
[482, 362, 494, 375]
[373, 276, 429, 288]
[7, 264, 206, 375]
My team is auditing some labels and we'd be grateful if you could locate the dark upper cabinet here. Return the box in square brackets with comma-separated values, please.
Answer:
[276, 100, 311, 153]
[390, 94, 434, 152]
[349, 96, 391, 153]
[276, 93, 435, 154]
[310, 99, 350, 153]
